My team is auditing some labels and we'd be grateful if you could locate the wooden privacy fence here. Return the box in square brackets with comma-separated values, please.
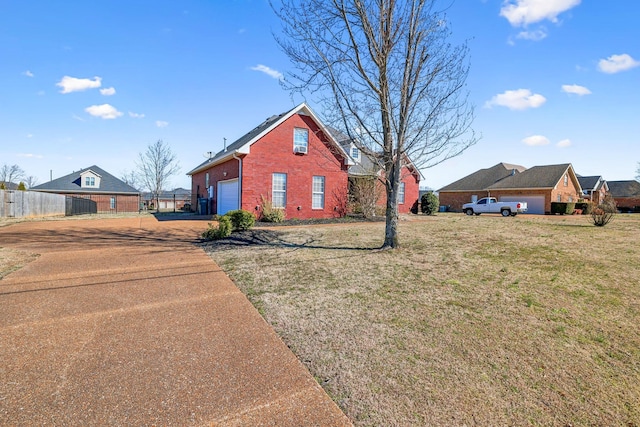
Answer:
[0, 190, 96, 218]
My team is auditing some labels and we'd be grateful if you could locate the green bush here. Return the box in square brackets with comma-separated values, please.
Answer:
[225, 209, 255, 231]
[202, 216, 232, 240]
[421, 192, 439, 215]
[550, 202, 575, 215]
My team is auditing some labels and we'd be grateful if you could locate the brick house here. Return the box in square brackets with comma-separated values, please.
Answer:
[329, 128, 421, 214]
[439, 163, 582, 214]
[438, 163, 526, 212]
[187, 103, 352, 219]
[607, 180, 640, 212]
[31, 165, 140, 213]
[577, 176, 609, 205]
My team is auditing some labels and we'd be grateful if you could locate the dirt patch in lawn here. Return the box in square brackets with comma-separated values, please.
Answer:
[0, 247, 38, 279]
[203, 213, 640, 426]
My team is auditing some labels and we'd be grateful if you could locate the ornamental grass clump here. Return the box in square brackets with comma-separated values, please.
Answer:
[591, 195, 616, 227]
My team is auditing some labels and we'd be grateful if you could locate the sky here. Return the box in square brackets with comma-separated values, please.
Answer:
[1, 0, 639, 191]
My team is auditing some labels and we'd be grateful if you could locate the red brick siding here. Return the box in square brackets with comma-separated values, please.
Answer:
[191, 114, 349, 219]
[63, 193, 140, 213]
[374, 167, 420, 213]
[242, 114, 348, 219]
[190, 159, 240, 214]
[615, 197, 640, 209]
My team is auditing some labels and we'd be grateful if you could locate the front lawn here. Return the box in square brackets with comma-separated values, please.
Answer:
[202, 213, 640, 426]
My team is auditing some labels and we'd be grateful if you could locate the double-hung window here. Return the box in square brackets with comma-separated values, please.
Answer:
[110, 197, 116, 209]
[351, 147, 360, 161]
[312, 176, 325, 209]
[272, 173, 287, 208]
[293, 128, 308, 153]
[85, 176, 95, 187]
[398, 182, 405, 204]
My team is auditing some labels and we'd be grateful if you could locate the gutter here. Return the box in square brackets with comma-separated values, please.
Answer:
[232, 151, 242, 210]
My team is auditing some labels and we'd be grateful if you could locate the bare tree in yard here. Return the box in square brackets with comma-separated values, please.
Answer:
[0, 164, 25, 186]
[636, 162, 640, 181]
[274, 0, 477, 248]
[120, 169, 142, 191]
[136, 140, 180, 211]
[24, 176, 39, 189]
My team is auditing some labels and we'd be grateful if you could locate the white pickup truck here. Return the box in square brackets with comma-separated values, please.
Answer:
[462, 197, 527, 217]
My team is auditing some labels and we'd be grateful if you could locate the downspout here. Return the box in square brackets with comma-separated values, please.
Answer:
[233, 151, 242, 210]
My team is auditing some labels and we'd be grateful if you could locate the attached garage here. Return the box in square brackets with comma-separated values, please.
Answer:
[499, 195, 545, 214]
[217, 179, 239, 215]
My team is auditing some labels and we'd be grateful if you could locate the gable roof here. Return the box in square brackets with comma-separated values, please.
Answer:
[31, 165, 139, 194]
[438, 162, 526, 192]
[607, 180, 640, 198]
[487, 163, 581, 192]
[577, 175, 608, 192]
[187, 103, 352, 176]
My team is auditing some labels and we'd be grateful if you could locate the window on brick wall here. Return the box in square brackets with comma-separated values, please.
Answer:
[293, 128, 308, 154]
[564, 174, 568, 186]
[110, 197, 116, 209]
[272, 173, 287, 208]
[557, 195, 562, 202]
[312, 176, 325, 209]
[398, 182, 405, 204]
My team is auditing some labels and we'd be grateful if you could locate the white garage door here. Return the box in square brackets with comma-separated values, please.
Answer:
[217, 179, 239, 215]
[499, 196, 545, 214]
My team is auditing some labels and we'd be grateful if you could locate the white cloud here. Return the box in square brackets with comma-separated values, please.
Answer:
[129, 111, 145, 118]
[500, 0, 581, 26]
[27, 134, 33, 138]
[156, 120, 169, 128]
[517, 29, 547, 41]
[250, 64, 284, 80]
[597, 54, 640, 74]
[85, 104, 123, 119]
[561, 84, 591, 95]
[100, 87, 116, 96]
[17, 153, 43, 159]
[57, 76, 102, 93]
[557, 139, 571, 148]
[522, 135, 550, 146]
[23, 70, 34, 77]
[485, 89, 546, 110]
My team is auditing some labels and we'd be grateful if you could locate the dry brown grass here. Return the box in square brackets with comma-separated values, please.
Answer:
[204, 213, 640, 426]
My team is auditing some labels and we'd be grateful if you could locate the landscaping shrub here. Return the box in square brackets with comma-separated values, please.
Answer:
[591, 195, 616, 227]
[551, 202, 575, 215]
[421, 192, 439, 215]
[574, 202, 593, 215]
[202, 216, 232, 240]
[260, 195, 285, 223]
[225, 209, 255, 231]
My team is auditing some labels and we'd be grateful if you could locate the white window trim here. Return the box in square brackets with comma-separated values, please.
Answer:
[312, 176, 325, 209]
[398, 182, 405, 204]
[272, 173, 287, 208]
[293, 128, 309, 153]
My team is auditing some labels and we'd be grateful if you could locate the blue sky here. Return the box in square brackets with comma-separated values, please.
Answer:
[1, 0, 639, 191]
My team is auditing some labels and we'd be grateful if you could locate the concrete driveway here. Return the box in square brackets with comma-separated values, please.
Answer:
[0, 216, 351, 426]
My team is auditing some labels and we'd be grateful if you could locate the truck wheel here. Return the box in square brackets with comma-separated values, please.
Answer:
[464, 209, 473, 216]
[475, 213, 481, 216]
[501, 209, 511, 217]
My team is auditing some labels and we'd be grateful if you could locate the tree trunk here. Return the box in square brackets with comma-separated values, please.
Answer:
[383, 189, 399, 248]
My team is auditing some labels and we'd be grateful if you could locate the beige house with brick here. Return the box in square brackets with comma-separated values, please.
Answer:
[439, 163, 583, 214]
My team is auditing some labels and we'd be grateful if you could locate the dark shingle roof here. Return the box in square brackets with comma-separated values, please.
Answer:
[488, 163, 572, 189]
[32, 165, 139, 194]
[438, 162, 526, 192]
[187, 106, 297, 175]
[327, 127, 382, 176]
[607, 180, 640, 198]
[577, 176, 603, 191]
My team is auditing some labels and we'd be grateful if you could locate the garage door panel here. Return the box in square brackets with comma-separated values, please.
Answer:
[217, 179, 239, 215]
[499, 196, 545, 214]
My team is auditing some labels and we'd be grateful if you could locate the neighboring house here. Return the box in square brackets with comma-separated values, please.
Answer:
[438, 162, 526, 211]
[329, 127, 421, 214]
[0, 181, 18, 190]
[607, 180, 640, 212]
[577, 176, 609, 205]
[187, 103, 352, 219]
[439, 163, 582, 214]
[31, 165, 140, 213]
[142, 188, 191, 211]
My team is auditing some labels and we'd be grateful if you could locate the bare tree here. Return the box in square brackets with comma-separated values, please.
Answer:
[636, 162, 639, 181]
[135, 140, 180, 210]
[275, 0, 477, 248]
[120, 169, 142, 191]
[0, 164, 25, 186]
[24, 176, 39, 189]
